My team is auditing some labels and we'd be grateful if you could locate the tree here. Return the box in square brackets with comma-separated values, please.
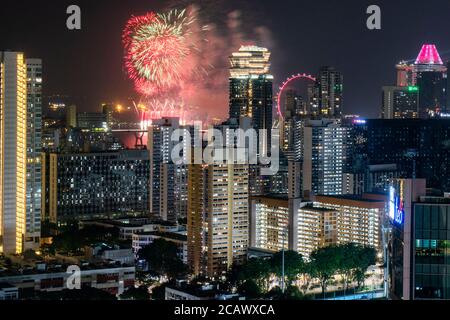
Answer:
[120, 285, 150, 300]
[265, 286, 283, 300]
[270, 251, 305, 286]
[309, 246, 340, 296]
[151, 284, 167, 300]
[241, 258, 272, 292]
[284, 285, 305, 300]
[299, 261, 316, 295]
[138, 238, 188, 280]
[353, 246, 377, 289]
[238, 280, 261, 299]
[23, 249, 39, 261]
[337, 243, 359, 293]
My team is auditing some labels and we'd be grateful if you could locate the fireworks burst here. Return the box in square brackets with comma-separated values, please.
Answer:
[123, 9, 195, 96]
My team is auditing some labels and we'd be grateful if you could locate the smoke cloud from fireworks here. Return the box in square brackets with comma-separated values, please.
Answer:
[124, 2, 274, 123]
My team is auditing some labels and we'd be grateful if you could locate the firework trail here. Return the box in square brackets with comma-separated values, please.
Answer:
[123, 3, 274, 124]
[123, 9, 195, 96]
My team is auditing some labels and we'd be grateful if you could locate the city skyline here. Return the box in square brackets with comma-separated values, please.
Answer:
[3, 0, 450, 305]
[2, 0, 450, 119]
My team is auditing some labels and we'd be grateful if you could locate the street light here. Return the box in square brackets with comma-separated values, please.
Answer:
[281, 226, 288, 294]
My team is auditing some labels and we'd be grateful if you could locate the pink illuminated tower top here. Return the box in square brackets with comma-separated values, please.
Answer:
[415, 44, 443, 65]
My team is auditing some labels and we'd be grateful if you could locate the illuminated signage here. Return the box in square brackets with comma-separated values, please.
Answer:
[353, 119, 367, 125]
[389, 185, 404, 225]
[408, 86, 419, 92]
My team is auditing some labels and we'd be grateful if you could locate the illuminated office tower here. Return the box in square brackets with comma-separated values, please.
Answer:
[302, 119, 347, 196]
[187, 160, 249, 277]
[381, 86, 419, 119]
[413, 45, 447, 117]
[0, 52, 27, 254]
[228, 47, 272, 196]
[395, 45, 447, 117]
[229, 46, 273, 152]
[25, 58, 42, 250]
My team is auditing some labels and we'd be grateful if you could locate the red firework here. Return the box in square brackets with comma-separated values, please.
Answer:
[123, 10, 192, 96]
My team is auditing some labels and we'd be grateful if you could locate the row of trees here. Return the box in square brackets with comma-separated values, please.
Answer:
[138, 238, 188, 280]
[41, 222, 122, 255]
[228, 243, 377, 299]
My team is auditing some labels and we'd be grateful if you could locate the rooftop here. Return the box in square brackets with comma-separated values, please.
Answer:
[316, 194, 386, 203]
[300, 205, 336, 212]
[135, 231, 187, 242]
[0, 282, 16, 289]
[415, 44, 443, 65]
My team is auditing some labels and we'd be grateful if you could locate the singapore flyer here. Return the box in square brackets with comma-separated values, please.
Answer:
[276, 73, 316, 119]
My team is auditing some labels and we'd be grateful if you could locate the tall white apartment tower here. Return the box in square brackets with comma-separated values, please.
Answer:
[188, 159, 249, 277]
[25, 58, 42, 250]
[0, 52, 28, 254]
[302, 119, 347, 196]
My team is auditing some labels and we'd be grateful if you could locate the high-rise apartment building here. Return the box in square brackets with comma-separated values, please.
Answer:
[25, 58, 42, 250]
[249, 195, 301, 253]
[296, 194, 385, 258]
[187, 159, 249, 277]
[148, 118, 192, 222]
[309, 66, 343, 118]
[42, 150, 150, 223]
[302, 119, 348, 196]
[0, 52, 28, 254]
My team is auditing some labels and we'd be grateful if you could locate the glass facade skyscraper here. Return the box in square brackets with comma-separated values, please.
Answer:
[414, 198, 450, 299]
[229, 46, 273, 149]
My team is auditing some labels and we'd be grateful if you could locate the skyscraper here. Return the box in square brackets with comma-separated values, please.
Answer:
[228, 46, 273, 197]
[25, 58, 42, 250]
[187, 159, 249, 277]
[302, 119, 348, 196]
[381, 86, 419, 119]
[414, 45, 447, 117]
[395, 45, 447, 117]
[229, 46, 273, 146]
[0, 52, 28, 254]
[148, 118, 179, 219]
[349, 119, 450, 191]
[148, 117, 192, 222]
[309, 66, 343, 118]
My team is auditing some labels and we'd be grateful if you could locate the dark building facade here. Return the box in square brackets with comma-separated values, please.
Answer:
[42, 150, 150, 222]
[348, 119, 450, 191]
[229, 75, 273, 142]
[388, 179, 450, 300]
[381, 86, 419, 119]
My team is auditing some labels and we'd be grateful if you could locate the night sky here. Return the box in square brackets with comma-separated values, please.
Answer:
[2, 0, 450, 119]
